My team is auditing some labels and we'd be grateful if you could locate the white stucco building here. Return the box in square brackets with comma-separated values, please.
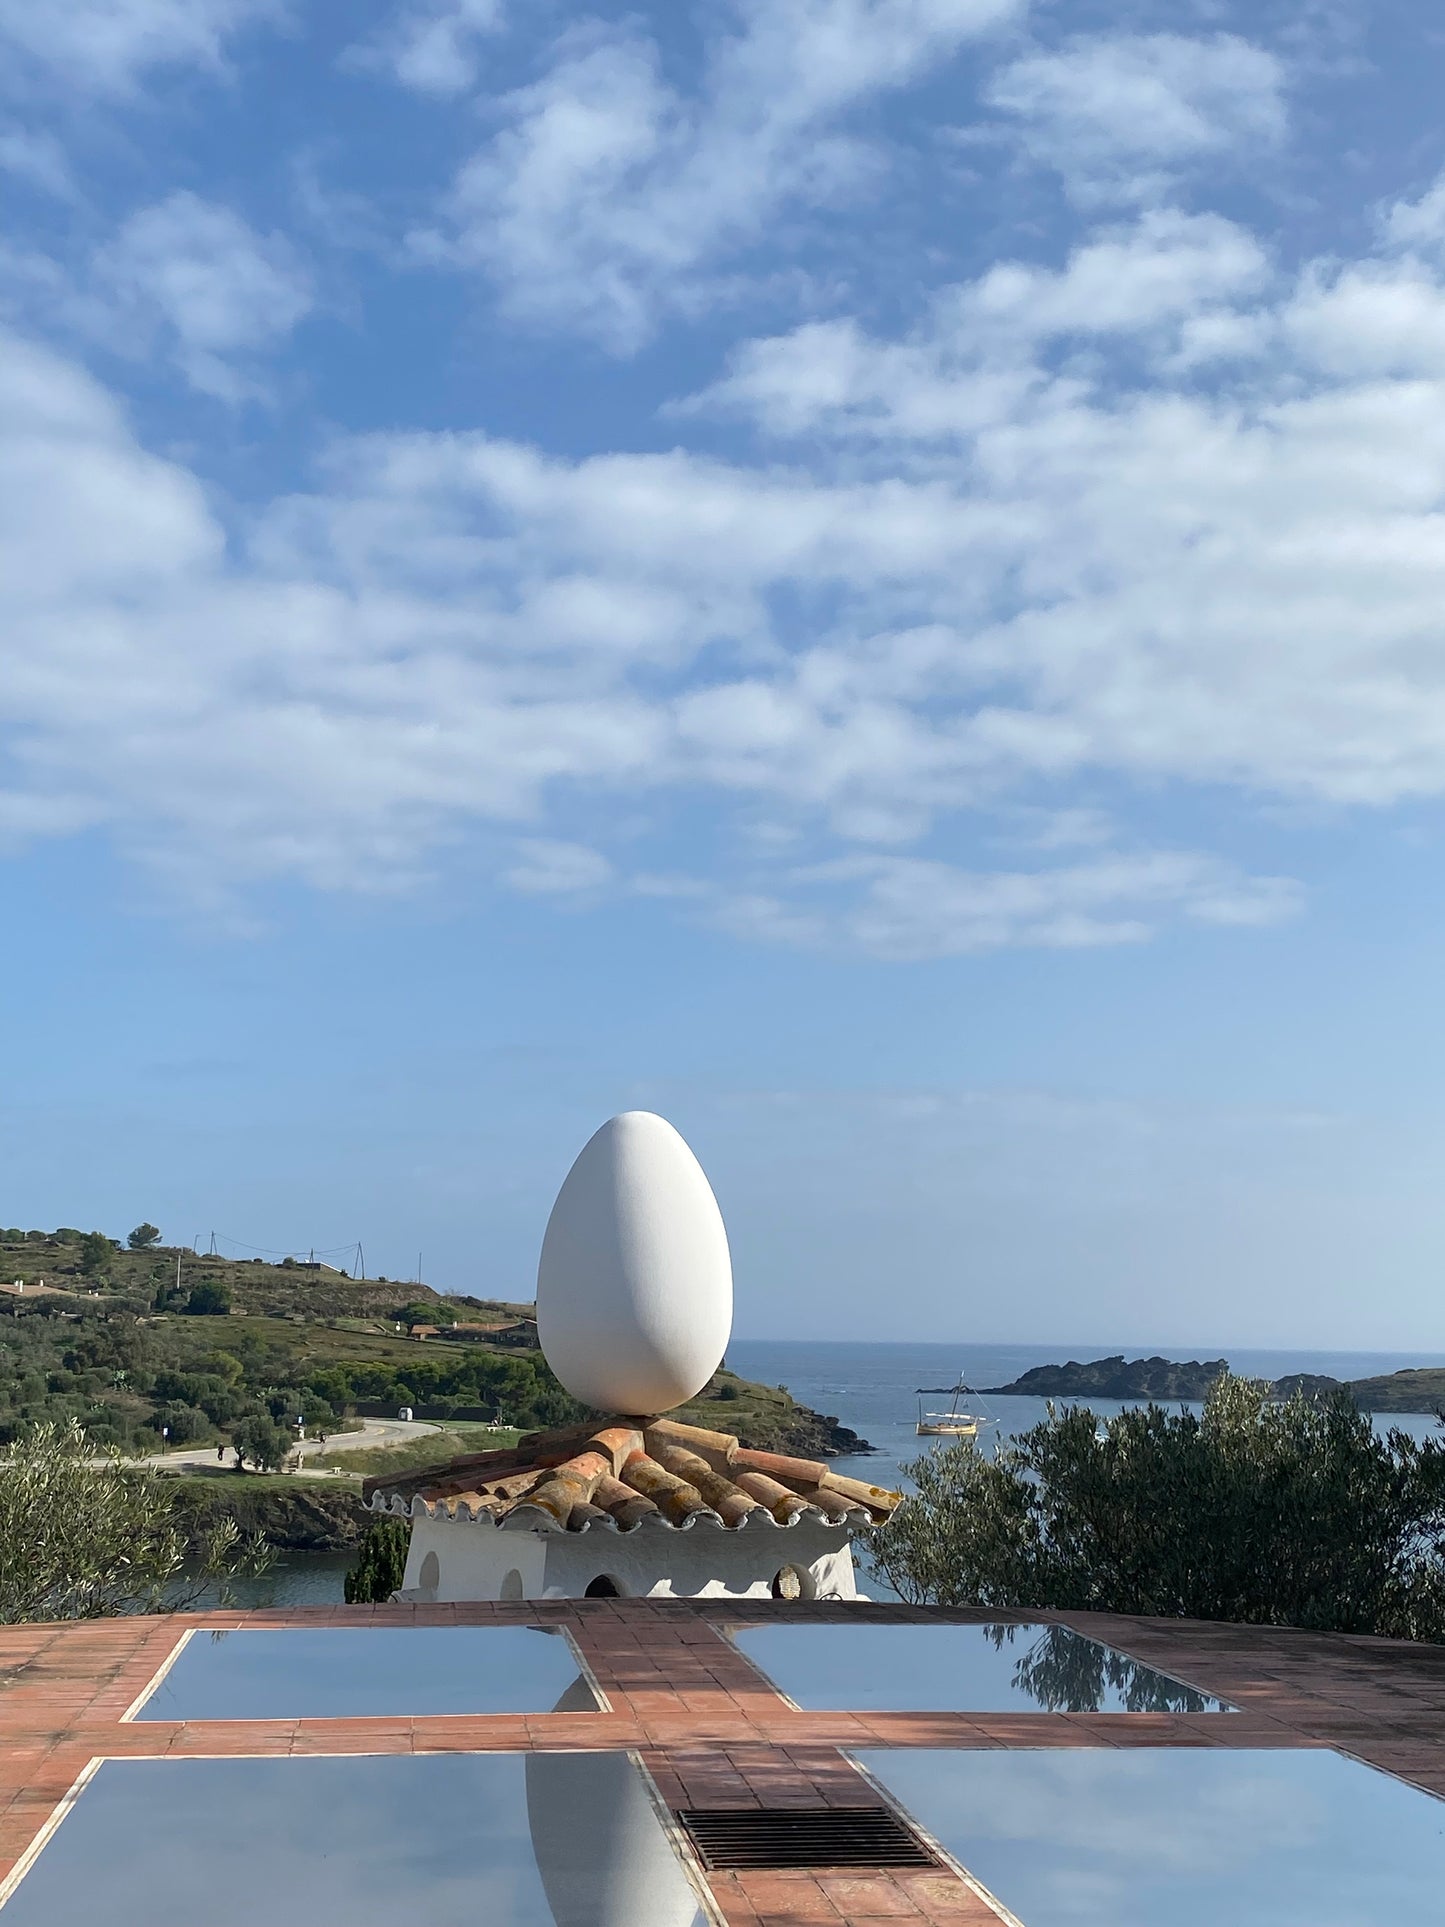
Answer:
[367, 1415, 900, 1603]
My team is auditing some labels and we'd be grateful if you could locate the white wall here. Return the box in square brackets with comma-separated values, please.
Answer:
[392, 1509, 858, 1602]
[398, 1513, 548, 1602]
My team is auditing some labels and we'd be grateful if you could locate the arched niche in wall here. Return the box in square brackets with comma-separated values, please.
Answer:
[770, 1563, 816, 1602]
[418, 1549, 440, 1601]
[584, 1573, 627, 1598]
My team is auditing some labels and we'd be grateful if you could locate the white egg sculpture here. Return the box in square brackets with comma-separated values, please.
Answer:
[537, 1111, 732, 1415]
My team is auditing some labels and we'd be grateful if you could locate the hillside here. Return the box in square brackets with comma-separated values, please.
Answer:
[1343, 1369, 1445, 1414]
[975, 1350, 1445, 1416]
[981, 1356, 1230, 1400]
[0, 1230, 527, 1322]
[0, 1229, 867, 1464]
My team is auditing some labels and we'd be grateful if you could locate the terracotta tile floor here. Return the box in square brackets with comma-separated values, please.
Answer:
[2, 1598, 1444, 1923]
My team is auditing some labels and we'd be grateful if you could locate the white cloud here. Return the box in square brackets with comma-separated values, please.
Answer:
[94, 193, 313, 400]
[0, 125, 74, 198]
[0, 0, 282, 95]
[417, 0, 1026, 349]
[783, 851, 1301, 959]
[503, 838, 613, 894]
[985, 32, 1287, 203]
[958, 210, 1269, 341]
[1381, 170, 1445, 259]
[1284, 262, 1445, 378]
[693, 211, 1269, 436]
[16, 158, 1445, 953]
[345, 0, 505, 98]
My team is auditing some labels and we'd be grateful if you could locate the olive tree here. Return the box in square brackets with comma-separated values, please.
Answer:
[0, 1420, 269, 1623]
[862, 1375, 1445, 1641]
[231, 1414, 293, 1472]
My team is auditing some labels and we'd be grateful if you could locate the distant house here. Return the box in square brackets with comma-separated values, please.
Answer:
[442, 1320, 518, 1343]
[483, 1319, 540, 1348]
[409, 1324, 441, 1340]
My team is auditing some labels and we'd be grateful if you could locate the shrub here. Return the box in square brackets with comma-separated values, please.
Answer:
[79, 1232, 115, 1276]
[152, 1402, 210, 1446]
[863, 1375, 1445, 1641]
[345, 1520, 410, 1604]
[0, 1420, 268, 1621]
[184, 1280, 232, 1317]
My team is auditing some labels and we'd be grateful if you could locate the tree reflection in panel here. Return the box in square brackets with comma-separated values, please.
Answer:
[855, 1747, 1445, 1927]
[983, 1622, 1224, 1713]
[733, 1621, 1232, 1713]
[0, 1740, 708, 1927]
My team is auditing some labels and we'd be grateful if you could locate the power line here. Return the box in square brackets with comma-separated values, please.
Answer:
[206, 1232, 362, 1261]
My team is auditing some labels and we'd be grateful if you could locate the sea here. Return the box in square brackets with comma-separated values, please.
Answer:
[217, 1340, 1445, 1608]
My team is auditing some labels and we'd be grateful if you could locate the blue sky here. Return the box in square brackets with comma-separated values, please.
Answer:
[3, 0, 1445, 1349]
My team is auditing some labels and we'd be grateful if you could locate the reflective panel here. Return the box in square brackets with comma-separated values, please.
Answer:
[734, 1621, 1232, 1713]
[134, 1626, 595, 1720]
[855, 1747, 1445, 1926]
[0, 1752, 710, 1927]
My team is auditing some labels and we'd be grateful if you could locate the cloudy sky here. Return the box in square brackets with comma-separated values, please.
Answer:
[3, 0, 1445, 1349]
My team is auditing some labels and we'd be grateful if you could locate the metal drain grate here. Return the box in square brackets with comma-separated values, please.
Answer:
[676, 1806, 937, 1870]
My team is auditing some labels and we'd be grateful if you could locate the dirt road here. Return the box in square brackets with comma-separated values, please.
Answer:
[131, 1415, 440, 1474]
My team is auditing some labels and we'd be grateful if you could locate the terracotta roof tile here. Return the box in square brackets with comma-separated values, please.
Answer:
[363, 1416, 903, 1535]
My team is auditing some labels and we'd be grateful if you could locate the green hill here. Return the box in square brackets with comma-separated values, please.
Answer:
[1345, 1369, 1445, 1414]
[0, 1229, 866, 1461]
[981, 1355, 1229, 1400]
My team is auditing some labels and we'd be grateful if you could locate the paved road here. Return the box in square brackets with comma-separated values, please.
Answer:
[131, 1415, 441, 1475]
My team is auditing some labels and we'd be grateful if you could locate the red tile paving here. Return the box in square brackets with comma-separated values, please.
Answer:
[2, 1597, 1444, 1923]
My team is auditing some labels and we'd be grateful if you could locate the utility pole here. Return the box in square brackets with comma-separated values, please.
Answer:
[174, 1249, 183, 1300]
[416, 1250, 422, 1287]
[356, 1243, 365, 1281]
[208, 1231, 217, 1257]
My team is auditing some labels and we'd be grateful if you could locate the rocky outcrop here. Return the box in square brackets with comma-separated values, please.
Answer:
[981, 1355, 1229, 1400]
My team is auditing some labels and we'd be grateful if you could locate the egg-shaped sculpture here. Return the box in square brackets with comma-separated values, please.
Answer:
[537, 1111, 732, 1415]
[527, 1678, 707, 1927]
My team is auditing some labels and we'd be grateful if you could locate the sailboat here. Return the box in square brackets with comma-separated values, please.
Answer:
[915, 1376, 988, 1439]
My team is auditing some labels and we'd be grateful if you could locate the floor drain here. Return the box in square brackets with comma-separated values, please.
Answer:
[676, 1806, 937, 1870]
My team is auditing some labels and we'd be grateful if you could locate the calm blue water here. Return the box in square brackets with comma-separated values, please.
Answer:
[728, 1339, 1445, 1498]
[233, 1341, 1445, 1606]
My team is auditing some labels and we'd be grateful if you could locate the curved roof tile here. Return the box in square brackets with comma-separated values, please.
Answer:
[363, 1416, 903, 1534]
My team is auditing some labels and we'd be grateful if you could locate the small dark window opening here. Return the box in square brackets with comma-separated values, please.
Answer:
[771, 1565, 805, 1601]
[585, 1574, 623, 1597]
